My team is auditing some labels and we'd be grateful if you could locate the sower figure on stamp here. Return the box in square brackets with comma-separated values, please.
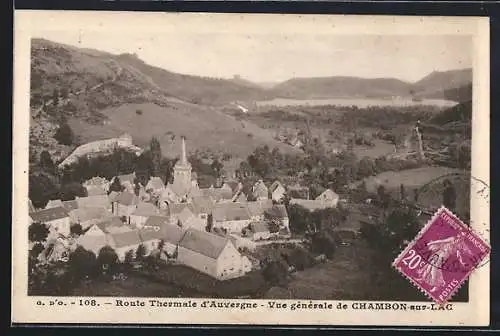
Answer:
[415, 231, 473, 293]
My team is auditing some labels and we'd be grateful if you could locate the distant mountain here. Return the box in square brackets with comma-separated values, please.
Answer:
[269, 68, 473, 102]
[271, 76, 412, 99]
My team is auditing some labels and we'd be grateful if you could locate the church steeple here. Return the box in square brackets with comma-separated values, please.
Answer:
[180, 136, 188, 166]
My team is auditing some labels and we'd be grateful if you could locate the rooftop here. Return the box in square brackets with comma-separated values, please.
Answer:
[114, 192, 138, 206]
[30, 207, 69, 222]
[213, 202, 251, 222]
[178, 228, 231, 259]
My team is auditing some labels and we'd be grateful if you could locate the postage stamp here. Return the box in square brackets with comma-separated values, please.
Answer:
[393, 206, 490, 305]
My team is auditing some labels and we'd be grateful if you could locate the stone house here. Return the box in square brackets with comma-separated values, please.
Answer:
[29, 206, 71, 237]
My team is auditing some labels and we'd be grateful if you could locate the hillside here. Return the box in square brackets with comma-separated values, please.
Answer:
[271, 76, 412, 99]
[269, 69, 473, 101]
[29, 38, 298, 165]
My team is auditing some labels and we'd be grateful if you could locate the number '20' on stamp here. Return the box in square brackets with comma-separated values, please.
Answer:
[393, 206, 490, 304]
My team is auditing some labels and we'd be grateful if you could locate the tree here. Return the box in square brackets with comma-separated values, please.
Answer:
[29, 173, 59, 208]
[52, 89, 59, 107]
[134, 181, 141, 196]
[70, 223, 84, 236]
[287, 204, 312, 234]
[400, 184, 407, 201]
[39, 151, 55, 173]
[58, 182, 87, 201]
[124, 249, 135, 266]
[442, 180, 457, 211]
[150, 137, 162, 177]
[69, 246, 97, 280]
[357, 156, 376, 179]
[210, 159, 224, 178]
[29, 242, 45, 261]
[54, 121, 74, 146]
[205, 213, 213, 232]
[29, 222, 50, 243]
[109, 177, 123, 193]
[135, 244, 147, 262]
[262, 259, 289, 286]
[97, 246, 119, 273]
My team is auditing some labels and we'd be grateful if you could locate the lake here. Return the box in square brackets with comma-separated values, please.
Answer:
[256, 97, 458, 108]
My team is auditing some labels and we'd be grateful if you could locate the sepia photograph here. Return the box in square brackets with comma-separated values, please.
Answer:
[12, 11, 490, 325]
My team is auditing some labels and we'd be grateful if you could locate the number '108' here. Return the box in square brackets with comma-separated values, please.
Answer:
[79, 299, 97, 306]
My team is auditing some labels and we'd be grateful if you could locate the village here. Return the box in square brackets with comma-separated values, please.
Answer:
[28, 136, 342, 283]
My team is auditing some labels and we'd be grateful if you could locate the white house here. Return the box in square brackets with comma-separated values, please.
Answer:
[252, 180, 269, 201]
[177, 229, 252, 280]
[269, 180, 286, 202]
[29, 207, 71, 236]
[129, 202, 162, 228]
[213, 202, 253, 233]
[315, 189, 339, 208]
[112, 192, 139, 219]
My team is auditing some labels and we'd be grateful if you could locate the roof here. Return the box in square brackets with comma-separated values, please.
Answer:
[109, 230, 142, 248]
[138, 228, 164, 242]
[251, 221, 270, 233]
[62, 200, 79, 212]
[252, 181, 269, 197]
[132, 202, 160, 217]
[146, 177, 165, 190]
[200, 188, 233, 201]
[76, 195, 110, 209]
[246, 200, 274, 217]
[45, 199, 63, 209]
[316, 189, 339, 201]
[177, 207, 195, 224]
[169, 203, 194, 216]
[162, 224, 186, 245]
[179, 228, 231, 259]
[269, 180, 285, 193]
[144, 215, 170, 228]
[213, 202, 251, 222]
[96, 217, 130, 234]
[70, 207, 109, 223]
[117, 173, 136, 185]
[289, 199, 329, 211]
[76, 235, 108, 255]
[191, 196, 214, 214]
[264, 204, 289, 219]
[114, 192, 138, 206]
[108, 191, 120, 202]
[30, 207, 69, 222]
[86, 186, 107, 196]
[233, 191, 247, 203]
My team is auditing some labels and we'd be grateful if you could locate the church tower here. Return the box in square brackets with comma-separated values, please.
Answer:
[172, 136, 192, 198]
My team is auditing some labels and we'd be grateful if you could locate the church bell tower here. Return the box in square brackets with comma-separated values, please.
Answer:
[172, 136, 192, 197]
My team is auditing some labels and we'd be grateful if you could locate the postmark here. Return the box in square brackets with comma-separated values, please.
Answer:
[393, 206, 490, 305]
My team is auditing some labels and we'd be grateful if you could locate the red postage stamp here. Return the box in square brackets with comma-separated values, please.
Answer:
[393, 206, 490, 304]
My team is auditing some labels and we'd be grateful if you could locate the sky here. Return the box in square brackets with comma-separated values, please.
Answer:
[33, 31, 472, 84]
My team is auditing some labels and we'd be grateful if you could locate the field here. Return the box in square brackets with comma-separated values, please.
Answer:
[352, 139, 395, 159]
[68, 102, 299, 165]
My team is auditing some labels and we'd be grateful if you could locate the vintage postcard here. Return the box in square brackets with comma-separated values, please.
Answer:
[12, 11, 490, 326]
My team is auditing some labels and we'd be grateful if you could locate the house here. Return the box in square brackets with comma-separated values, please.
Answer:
[252, 180, 269, 201]
[315, 189, 339, 208]
[264, 204, 290, 231]
[289, 198, 332, 211]
[161, 224, 186, 256]
[249, 221, 271, 241]
[143, 215, 170, 230]
[269, 180, 286, 202]
[200, 187, 234, 203]
[129, 202, 162, 228]
[177, 229, 252, 280]
[145, 176, 165, 195]
[168, 203, 196, 227]
[191, 195, 214, 218]
[246, 200, 274, 221]
[159, 186, 180, 209]
[76, 195, 111, 212]
[86, 186, 108, 196]
[108, 230, 143, 261]
[138, 228, 165, 255]
[69, 207, 111, 230]
[287, 184, 310, 200]
[29, 207, 71, 236]
[45, 199, 63, 209]
[212, 202, 253, 233]
[62, 200, 79, 212]
[112, 192, 139, 219]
